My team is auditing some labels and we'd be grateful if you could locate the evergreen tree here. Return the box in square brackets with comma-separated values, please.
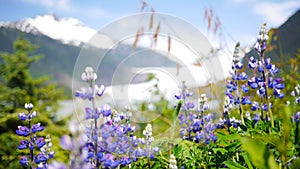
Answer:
[0, 37, 63, 115]
[0, 37, 68, 168]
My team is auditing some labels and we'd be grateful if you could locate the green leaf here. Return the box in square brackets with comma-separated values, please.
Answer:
[241, 152, 253, 169]
[295, 121, 300, 145]
[151, 163, 162, 169]
[292, 158, 300, 169]
[223, 160, 247, 169]
[212, 148, 228, 155]
[244, 118, 252, 127]
[240, 137, 279, 169]
[175, 100, 182, 116]
[239, 125, 247, 132]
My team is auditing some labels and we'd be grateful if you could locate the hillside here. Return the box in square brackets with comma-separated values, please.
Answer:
[0, 27, 79, 83]
[244, 9, 300, 73]
[276, 8, 300, 57]
[0, 26, 176, 97]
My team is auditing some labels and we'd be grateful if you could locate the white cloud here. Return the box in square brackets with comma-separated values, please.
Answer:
[253, 1, 300, 26]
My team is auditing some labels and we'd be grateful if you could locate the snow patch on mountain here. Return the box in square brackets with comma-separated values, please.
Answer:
[0, 14, 97, 46]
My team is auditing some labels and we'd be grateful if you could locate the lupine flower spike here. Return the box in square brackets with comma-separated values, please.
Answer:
[251, 23, 284, 128]
[225, 42, 249, 126]
[74, 67, 159, 168]
[176, 87, 217, 144]
[17, 103, 54, 168]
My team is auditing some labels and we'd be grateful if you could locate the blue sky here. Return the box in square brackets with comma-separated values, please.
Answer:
[0, 0, 299, 48]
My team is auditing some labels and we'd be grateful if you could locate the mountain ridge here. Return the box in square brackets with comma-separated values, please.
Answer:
[0, 13, 96, 46]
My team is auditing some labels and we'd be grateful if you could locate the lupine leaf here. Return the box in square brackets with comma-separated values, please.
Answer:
[212, 148, 228, 155]
[240, 137, 279, 169]
[241, 152, 253, 169]
[223, 160, 247, 169]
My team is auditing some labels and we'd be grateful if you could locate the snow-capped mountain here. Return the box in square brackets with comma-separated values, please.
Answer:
[0, 14, 97, 46]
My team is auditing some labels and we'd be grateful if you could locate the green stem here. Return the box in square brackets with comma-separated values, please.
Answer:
[148, 157, 151, 169]
[90, 80, 99, 168]
[259, 97, 264, 121]
[260, 51, 274, 128]
[234, 69, 245, 126]
[28, 110, 34, 169]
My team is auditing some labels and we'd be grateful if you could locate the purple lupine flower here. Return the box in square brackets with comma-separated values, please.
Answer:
[85, 107, 93, 119]
[295, 112, 300, 123]
[29, 141, 34, 150]
[258, 61, 264, 72]
[258, 87, 266, 95]
[25, 103, 34, 110]
[254, 42, 262, 53]
[35, 153, 47, 164]
[241, 96, 252, 105]
[226, 81, 234, 89]
[251, 101, 260, 111]
[235, 62, 243, 69]
[31, 123, 44, 133]
[74, 88, 87, 99]
[48, 161, 69, 169]
[186, 102, 194, 109]
[188, 112, 196, 121]
[262, 104, 268, 111]
[192, 119, 201, 133]
[60, 135, 73, 150]
[101, 105, 112, 116]
[130, 136, 139, 147]
[18, 140, 28, 150]
[234, 97, 240, 105]
[268, 77, 275, 88]
[95, 84, 105, 96]
[253, 114, 259, 123]
[238, 72, 248, 80]
[120, 157, 132, 166]
[274, 89, 284, 98]
[241, 84, 249, 93]
[48, 151, 55, 159]
[85, 151, 94, 163]
[174, 93, 181, 100]
[35, 137, 46, 148]
[74, 87, 93, 100]
[265, 58, 272, 69]
[275, 83, 284, 90]
[102, 153, 119, 168]
[194, 131, 205, 143]
[211, 133, 218, 143]
[270, 64, 279, 75]
[18, 112, 28, 121]
[274, 78, 282, 83]
[250, 82, 258, 89]
[16, 126, 30, 136]
[248, 56, 257, 69]
[186, 91, 193, 97]
[248, 78, 260, 89]
[20, 156, 29, 166]
[127, 125, 136, 132]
